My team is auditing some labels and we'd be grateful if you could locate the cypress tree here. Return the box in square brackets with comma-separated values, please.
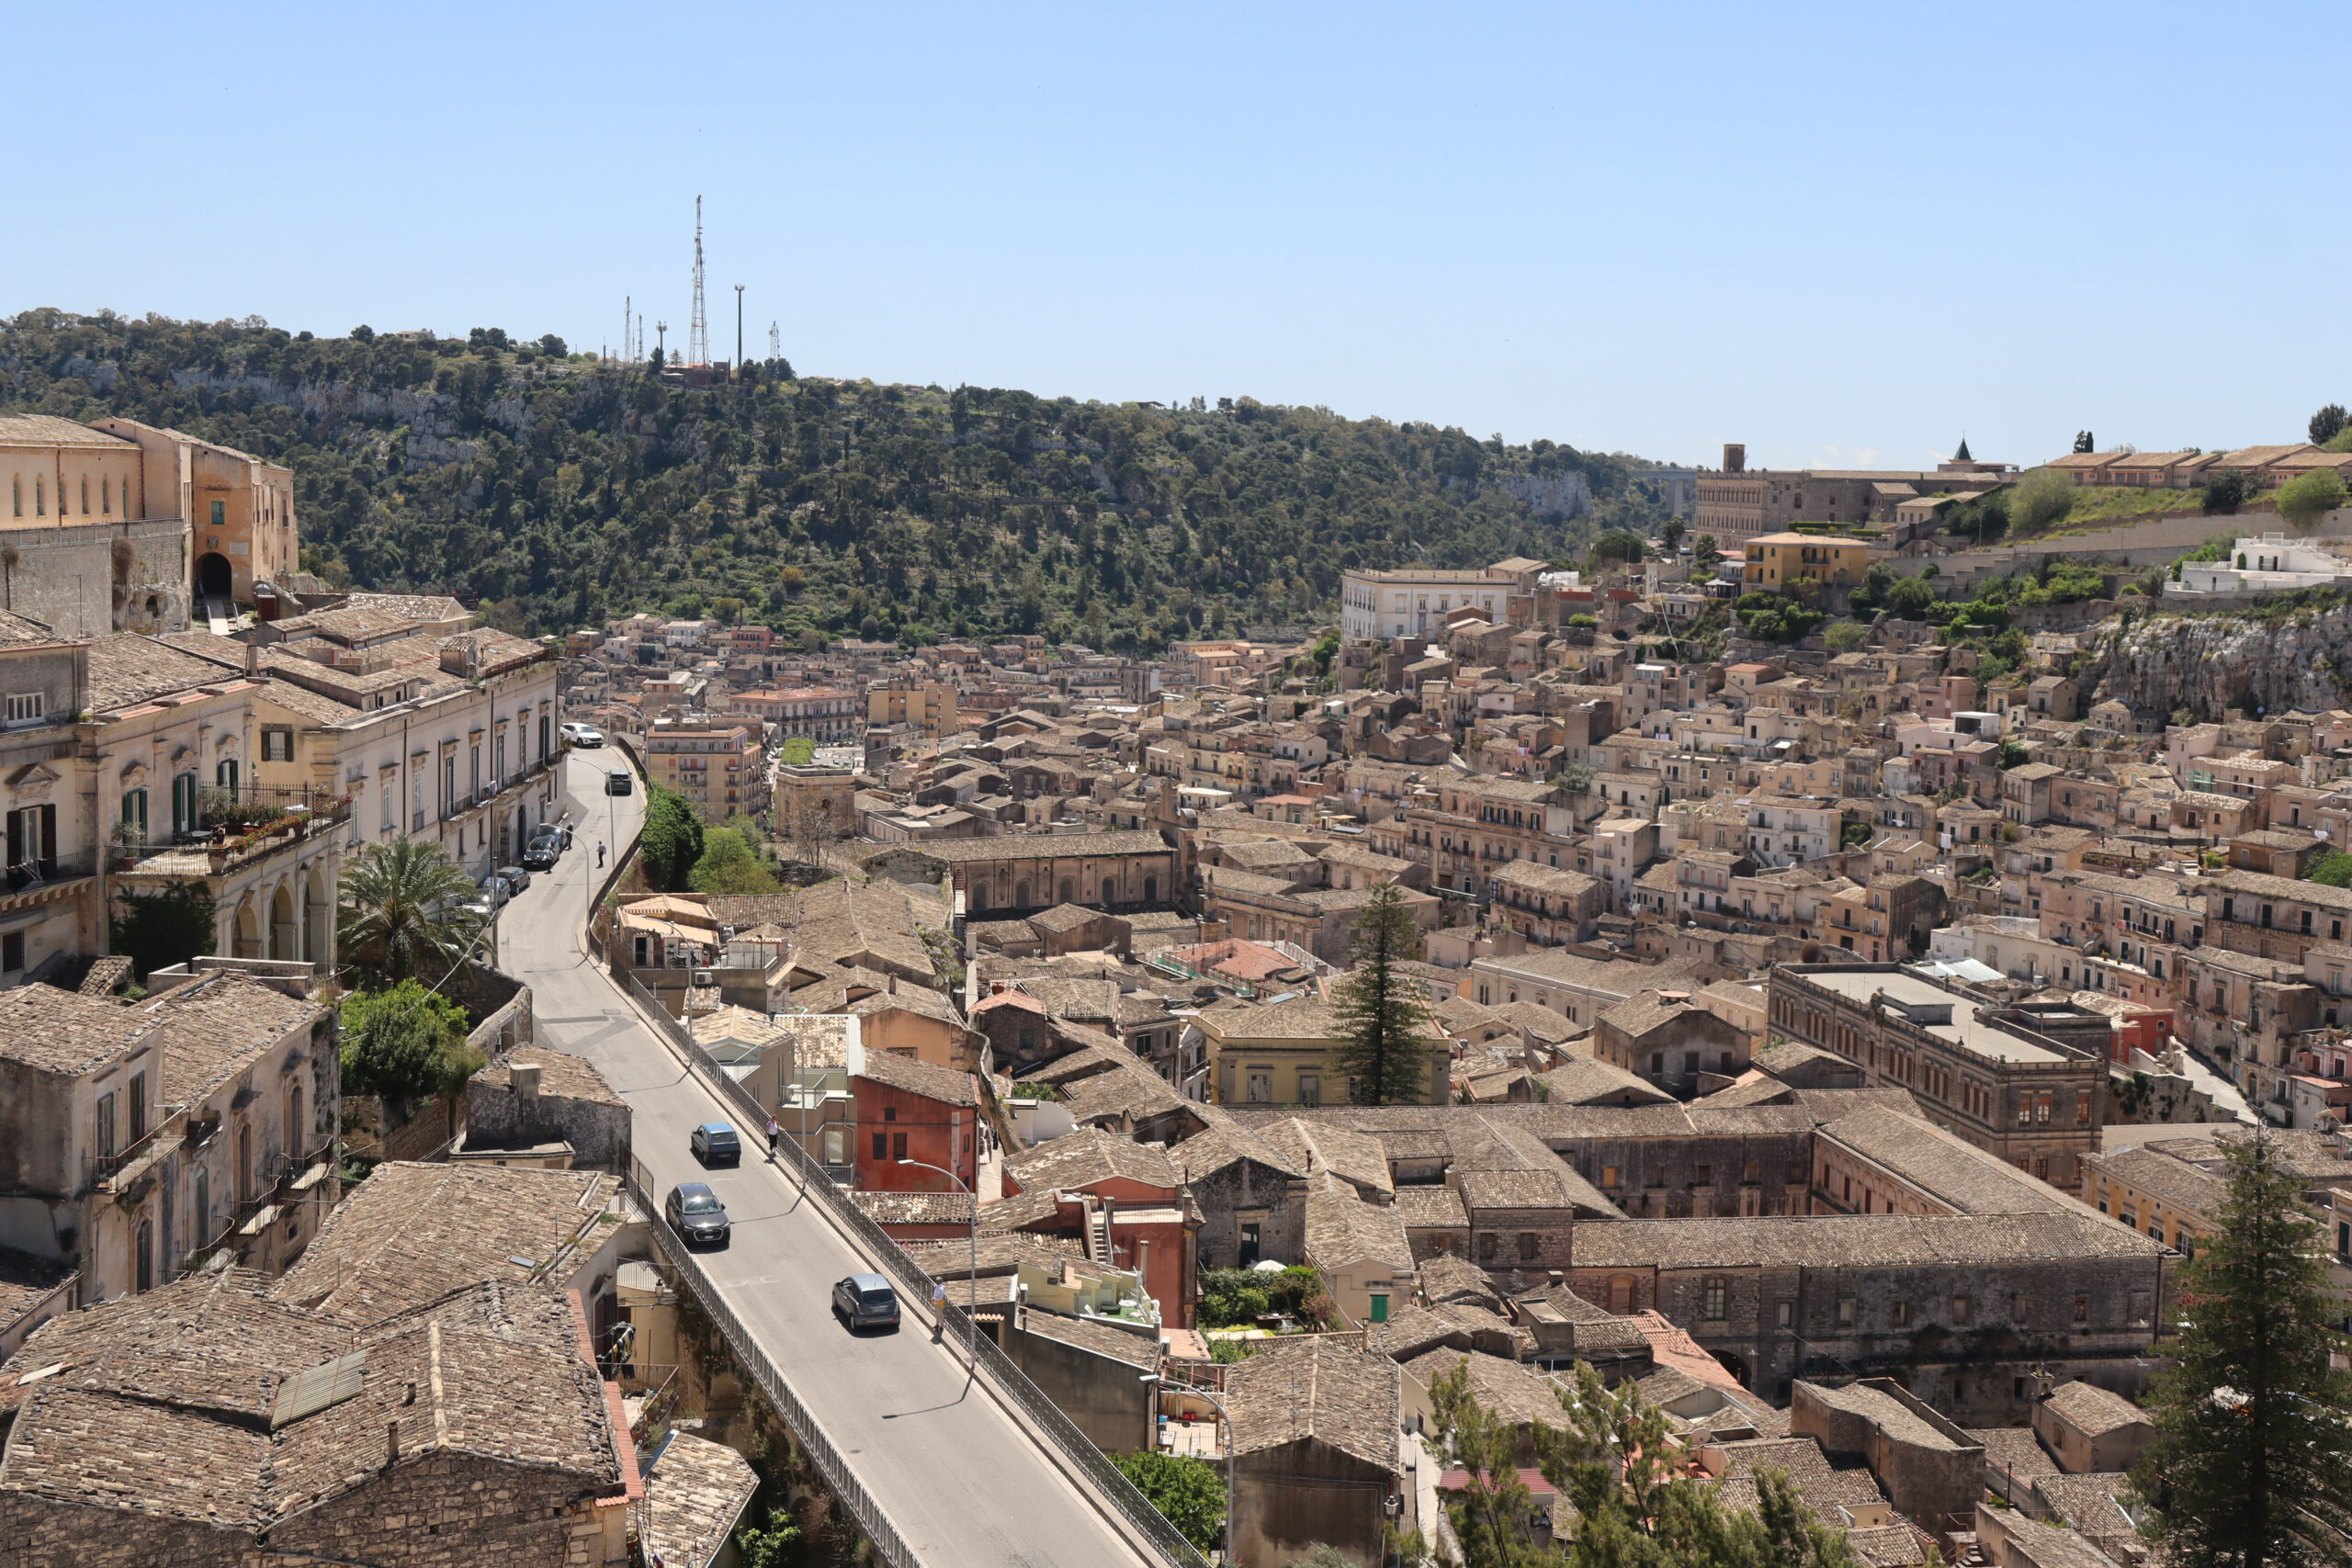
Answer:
[2131, 1129, 2352, 1568]
[1329, 881, 1435, 1106]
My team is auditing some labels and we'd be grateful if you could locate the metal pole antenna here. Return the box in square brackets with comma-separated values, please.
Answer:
[734, 285, 743, 378]
[688, 195, 708, 367]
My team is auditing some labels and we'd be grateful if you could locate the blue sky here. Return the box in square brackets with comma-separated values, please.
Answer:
[9, 2, 2346, 469]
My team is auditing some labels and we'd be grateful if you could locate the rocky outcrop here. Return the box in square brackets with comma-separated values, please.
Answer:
[2087, 602, 2352, 722]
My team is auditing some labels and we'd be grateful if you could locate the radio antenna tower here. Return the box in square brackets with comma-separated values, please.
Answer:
[768, 321, 781, 362]
[687, 195, 709, 367]
[622, 296, 631, 363]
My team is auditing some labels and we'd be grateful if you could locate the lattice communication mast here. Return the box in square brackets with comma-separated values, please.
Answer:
[687, 195, 709, 367]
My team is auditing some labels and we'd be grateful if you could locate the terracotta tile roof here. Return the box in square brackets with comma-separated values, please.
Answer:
[854, 1047, 979, 1108]
[642, 1430, 761, 1568]
[471, 1047, 625, 1108]
[1303, 1173, 1413, 1272]
[0, 982, 157, 1076]
[1225, 1336, 1402, 1471]
[1007, 1126, 1179, 1193]
[270, 1163, 617, 1325]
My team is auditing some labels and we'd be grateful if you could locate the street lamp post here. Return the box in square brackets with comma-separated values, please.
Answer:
[897, 1156, 978, 1366]
[1140, 1372, 1233, 1562]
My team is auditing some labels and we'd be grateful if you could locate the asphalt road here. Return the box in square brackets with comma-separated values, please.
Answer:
[499, 750, 1155, 1568]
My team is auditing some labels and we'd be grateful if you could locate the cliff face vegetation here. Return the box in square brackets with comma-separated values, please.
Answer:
[0, 309, 1674, 649]
[2088, 599, 2352, 722]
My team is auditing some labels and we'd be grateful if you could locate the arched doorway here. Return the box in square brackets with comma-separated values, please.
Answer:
[268, 882, 295, 959]
[303, 870, 328, 962]
[232, 895, 261, 958]
[194, 552, 232, 604]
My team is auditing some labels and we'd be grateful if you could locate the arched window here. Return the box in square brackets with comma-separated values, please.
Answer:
[120, 787, 148, 845]
[216, 758, 239, 795]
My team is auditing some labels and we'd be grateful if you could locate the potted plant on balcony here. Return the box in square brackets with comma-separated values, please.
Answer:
[109, 820, 143, 872]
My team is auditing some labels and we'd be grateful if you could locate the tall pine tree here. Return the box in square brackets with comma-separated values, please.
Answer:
[2131, 1129, 2352, 1568]
[1329, 881, 1436, 1106]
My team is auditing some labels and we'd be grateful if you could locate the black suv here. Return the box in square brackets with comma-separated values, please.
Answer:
[664, 1183, 731, 1247]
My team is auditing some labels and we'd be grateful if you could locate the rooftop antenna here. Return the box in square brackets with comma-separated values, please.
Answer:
[687, 195, 708, 367]
[654, 321, 668, 363]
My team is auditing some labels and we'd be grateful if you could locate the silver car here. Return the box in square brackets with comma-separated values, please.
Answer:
[831, 1273, 900, 1332]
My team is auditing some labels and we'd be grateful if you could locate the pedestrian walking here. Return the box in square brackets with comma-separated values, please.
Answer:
[765, 1115, 782, 1161]
[931, 1279, 949, 1341]
[596, 840, 606, 867]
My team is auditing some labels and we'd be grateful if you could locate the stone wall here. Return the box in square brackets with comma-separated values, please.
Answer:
[0, 515, 189, 639]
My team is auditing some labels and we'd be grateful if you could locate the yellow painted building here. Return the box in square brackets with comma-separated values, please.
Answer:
[1195, 995, 1449, 1107]
[1741, 532, 1872, 592]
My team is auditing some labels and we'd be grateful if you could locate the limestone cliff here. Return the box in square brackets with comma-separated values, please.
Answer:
[2087, 602, 2352, 722]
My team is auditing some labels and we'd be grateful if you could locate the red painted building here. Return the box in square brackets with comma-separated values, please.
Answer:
[852, 1050, 981, 1195]
[1001, 1128, 1202, 1327]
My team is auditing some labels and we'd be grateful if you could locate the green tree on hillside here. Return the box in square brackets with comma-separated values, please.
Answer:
[2130, 1129, 2352, 1568]
[2276, 468, 2347, 530]
[0, 310, 1677, 653]
[688, 827, 778, 895]
[2312, 403, 2347, 446]
[1330, 882, 1435, 1106]
[639, 783, 707, 892]
[2008, 467, 2075, 533]
[2204, 468, 2256, 516]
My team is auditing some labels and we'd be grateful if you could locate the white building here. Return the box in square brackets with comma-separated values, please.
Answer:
[2171, 533, 2352, 597]
[1339, 565, 1516, 642]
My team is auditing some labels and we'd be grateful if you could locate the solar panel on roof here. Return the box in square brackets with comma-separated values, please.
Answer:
[270, 1350, 366, 1428]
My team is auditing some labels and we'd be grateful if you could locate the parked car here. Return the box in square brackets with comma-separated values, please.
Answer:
[832, 1273, 900, 1332]
[494, 864, 531, 895]
[521, 828, 563, 871]
[605, 770, 634, 796]
[690, 1122, 741, 1166]
[560, 722, 605, 748]
[664, 1183, 731, 1247]
[476, 873, 512, 908]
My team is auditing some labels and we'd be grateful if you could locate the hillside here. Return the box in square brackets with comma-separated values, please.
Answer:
[0, 309, 1675, 650]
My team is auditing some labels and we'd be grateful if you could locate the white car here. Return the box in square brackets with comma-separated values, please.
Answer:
[560, 722, 605, 748]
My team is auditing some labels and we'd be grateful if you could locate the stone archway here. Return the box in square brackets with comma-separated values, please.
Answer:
[268, 881, 296, 960]
[232, 894, 261, 959]
[303, 870, 328, 964]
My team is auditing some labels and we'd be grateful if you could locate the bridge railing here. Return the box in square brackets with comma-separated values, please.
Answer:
[625, 1160, 918, 1568]
[616, 965, 1211, 1568]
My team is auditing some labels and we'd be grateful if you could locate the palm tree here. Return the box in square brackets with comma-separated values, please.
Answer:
[336, 839, 481, 991]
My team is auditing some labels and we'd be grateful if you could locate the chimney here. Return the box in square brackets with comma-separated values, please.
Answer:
[511, 1063, 543, 1098]
[1723, 443, 1747, 474]
[1548, 1269, 1564, 1288]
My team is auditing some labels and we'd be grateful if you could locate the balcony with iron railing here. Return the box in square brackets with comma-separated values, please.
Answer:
[116, 786, 353, 880]
[5, 848, 96, 896]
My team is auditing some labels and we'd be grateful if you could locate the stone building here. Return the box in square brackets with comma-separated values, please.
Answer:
[1224, 1337, 1406, 1568]
[0, 1270, 635, 1567]
[0, 964, 335, 1308]
[1768, 965, 2110, 1188]
[1594, 989, 1754, 1097]
[1561, 1209, 2167, 1421]
[460, 1049, 631, 1171]
[879, 827, 1177, 916]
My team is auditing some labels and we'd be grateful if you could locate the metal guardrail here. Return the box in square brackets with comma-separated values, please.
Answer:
[613, 965, 1212, 1568]
[625, 1167, 918, 1568]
